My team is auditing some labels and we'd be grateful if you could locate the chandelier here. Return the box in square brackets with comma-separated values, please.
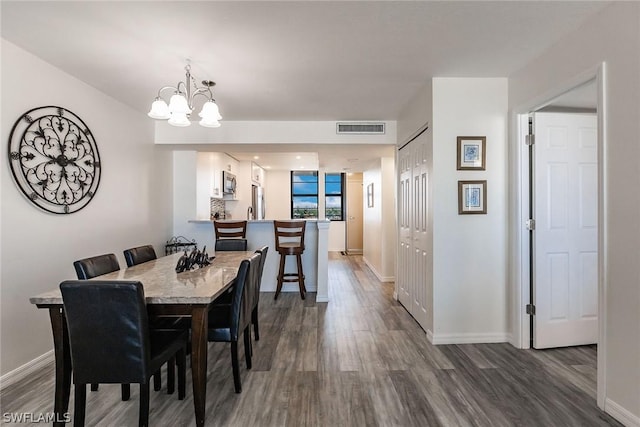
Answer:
[148, 61, 222, 128]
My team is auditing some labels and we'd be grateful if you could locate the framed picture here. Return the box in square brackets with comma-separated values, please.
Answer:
[457, 136, 486, 170]
[367, 183, 374, 208]
[458, 180, 487, 214]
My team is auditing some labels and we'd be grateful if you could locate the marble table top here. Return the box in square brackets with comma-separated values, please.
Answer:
[30, 251, 255, 306]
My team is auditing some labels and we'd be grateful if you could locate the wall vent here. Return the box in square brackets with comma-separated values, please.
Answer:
[336, 122, 385, 135]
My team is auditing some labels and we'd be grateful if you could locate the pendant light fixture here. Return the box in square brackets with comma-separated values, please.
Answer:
[148, 61, 222, 128]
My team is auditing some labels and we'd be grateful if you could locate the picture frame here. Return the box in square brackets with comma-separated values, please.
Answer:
[367, 183, 374, 208]
[457, 136, 486, 170]
[458, 180, 487, 214]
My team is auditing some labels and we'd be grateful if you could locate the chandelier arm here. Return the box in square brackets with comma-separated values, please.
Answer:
[156, 85, 178, 99]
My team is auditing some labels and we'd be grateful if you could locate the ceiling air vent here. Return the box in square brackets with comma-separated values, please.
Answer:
[336, 122, 385, 135]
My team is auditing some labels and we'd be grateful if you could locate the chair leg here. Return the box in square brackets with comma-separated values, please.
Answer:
[73, 384, 86, 427]
[296, 254, 306, 299]
[177, 347, 186, 400]
[244, 327, 252, 369]
[90, 383, 99, 391]
[121, 384, 131, 401]
[252, 307, 260, 341]
[231, 341, 241, 393]
[139, 382, 150, 427]
[167, 358, 176, 395]
[274, 253, 285, 300]
[153, 370, 161, 391]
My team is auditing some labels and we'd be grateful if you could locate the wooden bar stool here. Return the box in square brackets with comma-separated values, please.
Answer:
[214, 220, 248, 251]
[273, 220, 306, 300]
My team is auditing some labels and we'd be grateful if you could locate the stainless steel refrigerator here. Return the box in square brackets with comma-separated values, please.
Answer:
[252, 185, 265, 220]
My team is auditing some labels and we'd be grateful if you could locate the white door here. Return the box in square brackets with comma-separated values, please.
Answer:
[397, 132, 430, 331]
[346, 174, 363, 254]
[533, 112, 598, 349]
[411, 139, 429, 328]
[398, 145, 413, 307]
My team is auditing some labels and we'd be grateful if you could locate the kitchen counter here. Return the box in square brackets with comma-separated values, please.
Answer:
[186, 219, 330, 302]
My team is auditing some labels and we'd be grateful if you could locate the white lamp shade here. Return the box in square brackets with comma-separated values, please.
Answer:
[168, 112, 191, 127]
[198, 100, 222, 121]
[199, 118, 221, 128]
[148, 99, 170, 119]
[168, 94, 191, 114]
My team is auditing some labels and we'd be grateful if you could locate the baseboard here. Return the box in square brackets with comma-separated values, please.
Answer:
[315, 296, 329, 303]
[0, 350, 53, 392]
[605, 398, 640, 427]
[430, 332, 509, 345]
[426, 329, 435, 344]
[362, 257, 394, 283]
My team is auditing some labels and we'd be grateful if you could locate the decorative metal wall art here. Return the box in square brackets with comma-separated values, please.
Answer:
[8, 106, 101, 214]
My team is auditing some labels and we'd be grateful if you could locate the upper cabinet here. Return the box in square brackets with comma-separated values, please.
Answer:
[251, 162, 265, 186]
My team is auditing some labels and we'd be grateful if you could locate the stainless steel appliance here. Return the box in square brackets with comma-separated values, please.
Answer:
[251, 185, 265, 220]
[222, 171, 236, 195]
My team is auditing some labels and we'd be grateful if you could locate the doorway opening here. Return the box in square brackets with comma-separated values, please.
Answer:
[514, 64, 606, 408]
[345, 173, 363, 255]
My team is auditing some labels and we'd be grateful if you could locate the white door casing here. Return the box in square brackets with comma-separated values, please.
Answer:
[533, 112, 598, 349]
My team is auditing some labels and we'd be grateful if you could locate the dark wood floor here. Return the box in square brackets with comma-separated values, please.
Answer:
[1, 253, 621, 426]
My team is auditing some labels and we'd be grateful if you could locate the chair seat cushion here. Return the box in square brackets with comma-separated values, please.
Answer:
[215, 239, 248, 252]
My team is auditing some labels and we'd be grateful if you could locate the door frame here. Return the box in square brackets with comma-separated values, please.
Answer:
[511, 63, 607, 409]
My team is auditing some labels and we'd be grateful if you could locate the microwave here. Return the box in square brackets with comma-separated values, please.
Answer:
[222, 171, 236, 194]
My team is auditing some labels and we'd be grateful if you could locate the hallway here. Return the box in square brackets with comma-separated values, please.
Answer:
[1, 253, 620, 426]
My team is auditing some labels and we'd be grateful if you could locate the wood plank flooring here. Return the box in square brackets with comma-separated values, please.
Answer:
[1, 253, 621, 426]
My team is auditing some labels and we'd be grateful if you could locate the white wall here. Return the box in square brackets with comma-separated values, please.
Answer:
[0, 40, 173, 375]
[155, 120, 397, 145]
[432, 78, 508, 341]
[363, 157, 396, 282]
[264, 170, 291, 220]
[508, 2, 640, 421]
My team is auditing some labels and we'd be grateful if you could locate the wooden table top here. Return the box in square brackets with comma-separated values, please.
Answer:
[29, 251, 255, 306]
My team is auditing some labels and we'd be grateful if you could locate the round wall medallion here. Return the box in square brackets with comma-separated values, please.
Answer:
[8, 106, 101, 214]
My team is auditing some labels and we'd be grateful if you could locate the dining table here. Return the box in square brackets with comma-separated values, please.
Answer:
[29, 250, 256, 427]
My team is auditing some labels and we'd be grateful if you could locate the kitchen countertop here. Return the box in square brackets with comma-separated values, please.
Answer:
[188, 219, 327, 224]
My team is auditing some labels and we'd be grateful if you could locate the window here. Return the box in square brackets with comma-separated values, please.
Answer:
[291, 171, 318, 219]
[325, 173, 345, 221]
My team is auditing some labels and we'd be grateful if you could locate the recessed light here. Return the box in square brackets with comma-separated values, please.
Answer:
[295, 156, 301, 160]
[264, 165, 271, 169]
[299, 166, 305, 169]
[253, 155, 260, 160]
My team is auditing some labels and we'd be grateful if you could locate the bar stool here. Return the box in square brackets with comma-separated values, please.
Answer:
[273, 220, 306, 300]
[214, 220, 248, 251]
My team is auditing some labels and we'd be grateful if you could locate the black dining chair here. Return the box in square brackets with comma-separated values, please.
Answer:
[72, 253, 122, 394]
[208, 252, 260, 393]
[214, 220, 248, 251]
[123, 245, 157, 268]
[123, 244, 185, 392]
[73, 253, 120, 282]
[60, 280, 188, 427]
[251, 246, 269, 341]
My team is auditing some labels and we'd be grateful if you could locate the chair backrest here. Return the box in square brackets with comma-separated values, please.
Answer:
[214, 221, 248, 252]
[73, 253, 120, 280]
[251, 246, 269, 309]
[273, 220, 306, 252]
[228, 253, 261, 341]
[123, 245, 157, 267]
[214, 221, 247, 240]
[60, 280, 151, 384]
